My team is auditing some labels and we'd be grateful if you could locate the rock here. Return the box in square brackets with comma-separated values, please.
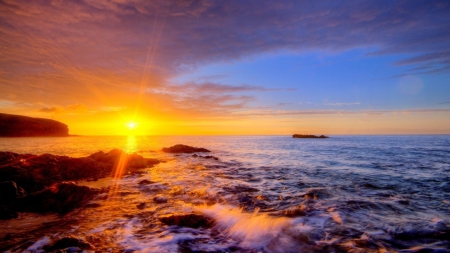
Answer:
[43, 236, 93, 251]
[138, 179, 155, 185]
[136, 202, 146, 209]
[158, 213, 214, 228]
[0, 113, 69, 137]
[302, 188, 333, 199]
[203, 155, 219, 160]
[0, 205, 18, 220]
[292, 134, 329, 138]
[162, 144, 211, 153]
[85, 203, 101, 208]
[191, 154, 219, 160]
[16, 182, 98, 214]
[153, 195, 168, 203]
[0, 181, 24, 204]
[283, 205, 307, 217]
[0, 150, 160, 193]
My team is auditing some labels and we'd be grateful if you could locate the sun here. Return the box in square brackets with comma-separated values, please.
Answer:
[127, 122, 136, 130]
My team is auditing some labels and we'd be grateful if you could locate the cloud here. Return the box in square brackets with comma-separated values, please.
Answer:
[1, 0, 449, 76]
[38, 107, 63, 113]
[38, 103, 87, 114]
[232, 108, 450, 117]
[325, 102, 360, 106]
[175, 82, 275, 93]
[1, 0, 449, 120]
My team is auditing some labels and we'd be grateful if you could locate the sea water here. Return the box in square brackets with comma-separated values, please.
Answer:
[0, 135, 449, 252]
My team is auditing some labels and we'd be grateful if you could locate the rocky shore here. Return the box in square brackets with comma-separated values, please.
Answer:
[0, 149, 159, 220]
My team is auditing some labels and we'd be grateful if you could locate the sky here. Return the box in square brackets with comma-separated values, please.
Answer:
[0, 0, 449, 135]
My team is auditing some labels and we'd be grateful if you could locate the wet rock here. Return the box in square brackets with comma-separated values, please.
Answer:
[138, 179, 155, 185]
[0, 181, 25, 204]
[224, 185, 259, 193]
[162, 144, 211, 153]
[361, 182, 380, 189]
[284, 205, 307, 217]
[85, 203, 101, 208]
[0, 205, 18, 220]
[43, 236, 93, 251]
[302, 188, 333, 199]
[203, 155, 219, 160]
[192, 154, 219, 160]
[16, 182, 98, 214]
[398, 199, 410, 205]
[0, 150, 160, 193]
[136, 202, 146, 209]
[159, 213, 214, 228]
[153, 195, 168, 203]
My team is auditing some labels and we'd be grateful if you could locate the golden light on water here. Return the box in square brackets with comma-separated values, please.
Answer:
[125, 135, 137, 153]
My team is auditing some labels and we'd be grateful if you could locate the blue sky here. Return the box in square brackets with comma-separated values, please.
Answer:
[173, 49, 450, 111]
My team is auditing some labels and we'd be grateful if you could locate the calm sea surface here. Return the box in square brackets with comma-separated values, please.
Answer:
[1, 135, 449, 252]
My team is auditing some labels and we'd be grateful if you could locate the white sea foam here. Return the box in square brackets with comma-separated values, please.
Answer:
[115, 218, 209, 253]
[196, 204, 316, 251]
[26, 236, 50, 251]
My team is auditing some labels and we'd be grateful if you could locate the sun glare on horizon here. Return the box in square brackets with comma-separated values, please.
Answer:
[128, 122, 136, 129]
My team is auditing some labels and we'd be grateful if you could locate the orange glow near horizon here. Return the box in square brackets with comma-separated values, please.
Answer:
[13, 106, 450, 136]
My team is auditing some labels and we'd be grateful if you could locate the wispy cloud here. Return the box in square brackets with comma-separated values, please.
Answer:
[1, 0, 449, 119]
[325, 102, 360, 106]
[232, 108, 450, 117]
[176, 82, 274, 93]
[38, 103, 88, 114]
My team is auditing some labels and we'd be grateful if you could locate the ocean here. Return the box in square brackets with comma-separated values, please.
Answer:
[1, 135, 449, 252]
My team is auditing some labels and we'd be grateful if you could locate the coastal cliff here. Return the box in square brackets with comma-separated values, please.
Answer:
[0, 113, 69, 137]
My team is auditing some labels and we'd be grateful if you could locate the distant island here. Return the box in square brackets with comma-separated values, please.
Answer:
[292, 134, 329, 138]
[0, 113, 69, 137]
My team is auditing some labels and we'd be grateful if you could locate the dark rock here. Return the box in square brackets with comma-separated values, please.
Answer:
[0, 150, 160, 193]
[136, 202, 146, 209]
[292, 134, 329, 138]
[158, 213, 214, 228]
[224, 185, 259, 193]
[0, 205, 18, 220]
[203, 155, 219, 160]
[284, 205, 307, 217]
[85, 203, 101, 208]
[43, 236, 93, 251]
[302, 188, 333, 199]
[0, 181, 24, 204]
[0, 113, 69, 137]
[162, 144, 210, 153]
[16, 182, 98, 214]
[153, 195, 168, 203]
[138, 179, 155, 185]
[191, 154, 219, 160]
[398, 199, 410, 205]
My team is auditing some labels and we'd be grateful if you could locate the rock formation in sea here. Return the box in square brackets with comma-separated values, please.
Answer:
[0, 113, 69, 137]
[292, 134, 329, 138]
[162, 144, 211, 153]
[0, 149, 160, 219]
